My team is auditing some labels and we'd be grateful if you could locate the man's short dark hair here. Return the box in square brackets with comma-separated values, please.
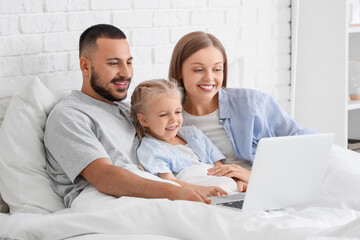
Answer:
[79, 24, 127, 58]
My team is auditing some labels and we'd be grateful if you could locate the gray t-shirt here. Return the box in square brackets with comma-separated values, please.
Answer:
[44, 90, 139, 207]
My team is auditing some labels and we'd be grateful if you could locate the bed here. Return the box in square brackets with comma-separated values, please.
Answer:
[1, 77, 360, 240]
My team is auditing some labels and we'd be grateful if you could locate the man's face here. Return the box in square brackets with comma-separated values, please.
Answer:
[89, 38, 133, 102]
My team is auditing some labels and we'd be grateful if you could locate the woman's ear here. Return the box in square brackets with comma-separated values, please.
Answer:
[80, 57, 91, 77]
[137, 113, 149, 127]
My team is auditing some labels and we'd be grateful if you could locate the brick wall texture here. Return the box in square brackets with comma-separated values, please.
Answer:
[0, 0, 292, 112]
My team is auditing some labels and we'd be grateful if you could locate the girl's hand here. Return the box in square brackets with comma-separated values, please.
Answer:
[207, 164, 251, 183]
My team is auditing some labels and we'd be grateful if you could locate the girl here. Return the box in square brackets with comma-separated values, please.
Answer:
[130, 79, 242, 195]
[168, 31, 317, 185]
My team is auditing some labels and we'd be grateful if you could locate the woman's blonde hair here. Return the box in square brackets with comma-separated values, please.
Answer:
[130, 79, 183, 141]
[168, 31, 228, 90]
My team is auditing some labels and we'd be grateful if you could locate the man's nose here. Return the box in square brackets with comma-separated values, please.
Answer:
[118, 63, 132, 79]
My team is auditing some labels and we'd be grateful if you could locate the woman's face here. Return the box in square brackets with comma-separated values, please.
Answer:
[181, 46, 224, 105]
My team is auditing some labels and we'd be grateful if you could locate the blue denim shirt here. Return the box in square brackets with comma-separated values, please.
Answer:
[184, 88, 316, 163]
[137, 125, 225, 175]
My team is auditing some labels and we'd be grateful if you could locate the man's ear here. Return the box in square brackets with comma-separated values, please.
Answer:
[80, 56, 91, 77]
[137, 113, 149, 127]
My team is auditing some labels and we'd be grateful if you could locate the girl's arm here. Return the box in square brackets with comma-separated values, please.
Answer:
[158, 172, 228, 197]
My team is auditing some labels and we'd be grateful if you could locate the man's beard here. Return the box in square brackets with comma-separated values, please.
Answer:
[90, 67, 130, 102]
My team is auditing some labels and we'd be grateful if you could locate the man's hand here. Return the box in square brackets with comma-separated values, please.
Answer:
[190, 184, 227, 198]
[168, 186, 212, 204]
[168, 184, 227, 204]
[158, 172, 227, 204]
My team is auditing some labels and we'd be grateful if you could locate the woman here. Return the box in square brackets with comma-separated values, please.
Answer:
[168, 31, 316, 187]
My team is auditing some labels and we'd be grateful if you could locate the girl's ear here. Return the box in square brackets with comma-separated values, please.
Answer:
[137, 113, 149, 127]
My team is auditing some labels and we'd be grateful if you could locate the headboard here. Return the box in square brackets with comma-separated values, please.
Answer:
[0, 97, 12, 127]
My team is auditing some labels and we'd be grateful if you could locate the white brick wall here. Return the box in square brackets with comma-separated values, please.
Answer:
[0, 0, 292, 116]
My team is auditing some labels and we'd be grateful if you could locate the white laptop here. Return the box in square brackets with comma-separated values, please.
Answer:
[209, 133, 334, 212]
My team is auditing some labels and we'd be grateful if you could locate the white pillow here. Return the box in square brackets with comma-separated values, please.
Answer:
[0, 77, 66, 213]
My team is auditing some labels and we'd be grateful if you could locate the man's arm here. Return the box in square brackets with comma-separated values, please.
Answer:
[81, 158, 209, 203]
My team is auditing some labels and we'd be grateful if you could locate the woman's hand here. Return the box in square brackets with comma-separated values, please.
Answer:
[207, 163, 251, 184]
[234, 179, 247, 192]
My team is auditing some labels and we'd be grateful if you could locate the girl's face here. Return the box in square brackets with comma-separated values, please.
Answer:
[138, 95, 183, 144]
[181, 46, 224, 105]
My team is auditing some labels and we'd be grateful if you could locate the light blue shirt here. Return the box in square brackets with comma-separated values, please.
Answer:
[183, 88, 317, 163]
[137, 125, 225, 175]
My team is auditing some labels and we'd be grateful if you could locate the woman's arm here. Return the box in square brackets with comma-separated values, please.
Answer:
[213, 161, 223, 167]
[263, 95, 317, 136]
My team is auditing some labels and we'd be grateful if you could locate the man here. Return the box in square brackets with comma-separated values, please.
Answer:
[44, 24, 214, 207]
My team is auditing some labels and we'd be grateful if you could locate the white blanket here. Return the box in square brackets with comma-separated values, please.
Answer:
[1, 145, 360, 240]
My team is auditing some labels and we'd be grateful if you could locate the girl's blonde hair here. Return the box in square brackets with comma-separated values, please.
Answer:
[130, 79, 183, 141]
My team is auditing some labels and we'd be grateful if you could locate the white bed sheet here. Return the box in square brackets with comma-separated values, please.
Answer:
[1, 145, 360, 240]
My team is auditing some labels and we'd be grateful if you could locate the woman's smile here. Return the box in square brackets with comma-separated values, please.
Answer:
[198, 84, 216, 92]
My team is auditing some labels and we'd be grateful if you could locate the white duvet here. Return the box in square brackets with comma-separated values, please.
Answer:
[1, 145, 360, 240]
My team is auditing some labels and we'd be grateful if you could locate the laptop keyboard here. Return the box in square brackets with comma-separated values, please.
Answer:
[217, 200, 244, 209]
